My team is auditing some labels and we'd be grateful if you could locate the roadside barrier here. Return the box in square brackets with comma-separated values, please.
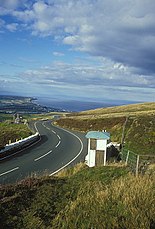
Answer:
[0, 132, 40, 160]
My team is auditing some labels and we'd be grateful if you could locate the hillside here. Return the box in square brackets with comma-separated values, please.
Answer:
[0, 122, 32, 149]
[55, 102, 155, 155]
[1, 163, 155, 229]
[74, 102, 155, 117]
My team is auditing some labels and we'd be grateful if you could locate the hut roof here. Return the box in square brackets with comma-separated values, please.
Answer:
[85, 131, 110, 140]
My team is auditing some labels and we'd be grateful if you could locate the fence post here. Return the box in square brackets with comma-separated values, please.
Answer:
[125, 150, 130, 165]
[135, 155, 140, 176]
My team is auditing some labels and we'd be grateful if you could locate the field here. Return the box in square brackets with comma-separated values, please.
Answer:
[55, 102, 155, 155]
[0, 163, 154, 229]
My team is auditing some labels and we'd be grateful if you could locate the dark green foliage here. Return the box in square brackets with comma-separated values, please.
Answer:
[0, 176, 66, 229]
[56, 116, 125, 134]
[0, 113, 12, 122]
[124, 115, 155, 154]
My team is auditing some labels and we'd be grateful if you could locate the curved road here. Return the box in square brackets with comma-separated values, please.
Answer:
[0, 120, 87, 185]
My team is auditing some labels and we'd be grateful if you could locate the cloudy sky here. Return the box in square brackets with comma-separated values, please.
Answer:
[0, 0, 155, 106]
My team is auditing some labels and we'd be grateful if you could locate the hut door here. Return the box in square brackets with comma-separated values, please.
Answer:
[95, 150, 104, 166]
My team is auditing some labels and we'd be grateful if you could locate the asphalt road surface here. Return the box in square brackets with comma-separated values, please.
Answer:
[0, 120, 87, 185]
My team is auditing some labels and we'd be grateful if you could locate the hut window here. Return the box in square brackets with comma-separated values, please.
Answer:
[90, 139, 97, 150]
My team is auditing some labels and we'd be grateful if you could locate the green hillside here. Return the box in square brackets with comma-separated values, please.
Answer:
[55, 102, 155, 155]
[0, 122, 32, 148]
[1, 164, 155, 229]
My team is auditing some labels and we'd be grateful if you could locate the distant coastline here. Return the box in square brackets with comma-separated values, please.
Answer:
[0, 94, 140, 113]
[0, 95, 64, 113]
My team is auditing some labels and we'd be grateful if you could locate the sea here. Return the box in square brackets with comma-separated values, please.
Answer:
[36, 97, 130, 112]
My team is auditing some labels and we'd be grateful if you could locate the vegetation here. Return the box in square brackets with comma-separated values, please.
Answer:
[23, 112, 66, 121]
[0, 113, 13, 122]
[0, 164, 155, 229]
[0, 110, 66, 148]
[55, 102, 155, 155]
[1, 102, 155, 228]
[0, 122, 32, 148]
[0, 95, 58, 113]
[78, 102, 155, 117]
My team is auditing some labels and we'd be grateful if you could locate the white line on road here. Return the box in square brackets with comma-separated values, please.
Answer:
[0, 167, 19, 177]
[55, 141, 61, 148]
[49, 127, 84, 176]
[34, 150, 53, 161]
[43, 124, 50, 131]
[34, 121, 61, 162]
[57, 135, 61, 140]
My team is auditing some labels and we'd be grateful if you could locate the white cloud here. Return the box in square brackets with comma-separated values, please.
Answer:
[1, 0, 155, 102]
[6, 23, 18, 31]
[0, 0, 20, 9]
[19, 60, 155, 89]
[53, 52, 64, 57]
[6, 0, 155, 75]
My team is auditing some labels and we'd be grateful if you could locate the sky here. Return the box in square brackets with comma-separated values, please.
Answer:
[0, 0, 155, 106]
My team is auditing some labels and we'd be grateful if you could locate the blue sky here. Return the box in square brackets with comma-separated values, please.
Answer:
[0, 0, 155, 105]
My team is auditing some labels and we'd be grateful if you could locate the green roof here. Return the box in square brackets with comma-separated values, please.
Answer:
[85, 131, 110, 140]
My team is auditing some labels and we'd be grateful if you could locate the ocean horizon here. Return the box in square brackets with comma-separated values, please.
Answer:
[36, 97, 137, 112]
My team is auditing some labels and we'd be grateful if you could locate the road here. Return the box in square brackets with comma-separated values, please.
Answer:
[0, 120, 87, 185]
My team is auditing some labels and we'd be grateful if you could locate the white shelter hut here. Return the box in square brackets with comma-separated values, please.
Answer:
[85, 130, 110, 167]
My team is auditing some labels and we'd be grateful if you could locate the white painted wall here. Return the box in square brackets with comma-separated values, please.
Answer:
[96, 139, 107, 150]
[88, 150, 96, 167]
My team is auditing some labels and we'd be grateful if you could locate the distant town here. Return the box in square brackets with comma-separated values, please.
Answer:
[0, 95, 64, 114]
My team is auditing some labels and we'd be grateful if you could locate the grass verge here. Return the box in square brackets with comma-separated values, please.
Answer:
[0, 164, 155, 229]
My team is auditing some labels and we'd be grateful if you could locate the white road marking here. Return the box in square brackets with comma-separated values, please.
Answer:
[42, 123, 47, 129]
[49, 127, 84, 176]
[57, 135, 61, 140]
[34, 150, 53, 161]
[34, 121, 61, 162]
[0, 167, 19, 177]
[55, 141, 61, 148]
[42, 121, 61, 143]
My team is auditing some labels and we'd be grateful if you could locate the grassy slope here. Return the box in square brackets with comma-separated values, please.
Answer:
[55, 102, 155, 155]
[0, 112, 65, 148]
[79, 102, 155, 116]
[0, 122, 32, 148]
[0, 164, 155, 229]
[0, 113, 13, 122]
